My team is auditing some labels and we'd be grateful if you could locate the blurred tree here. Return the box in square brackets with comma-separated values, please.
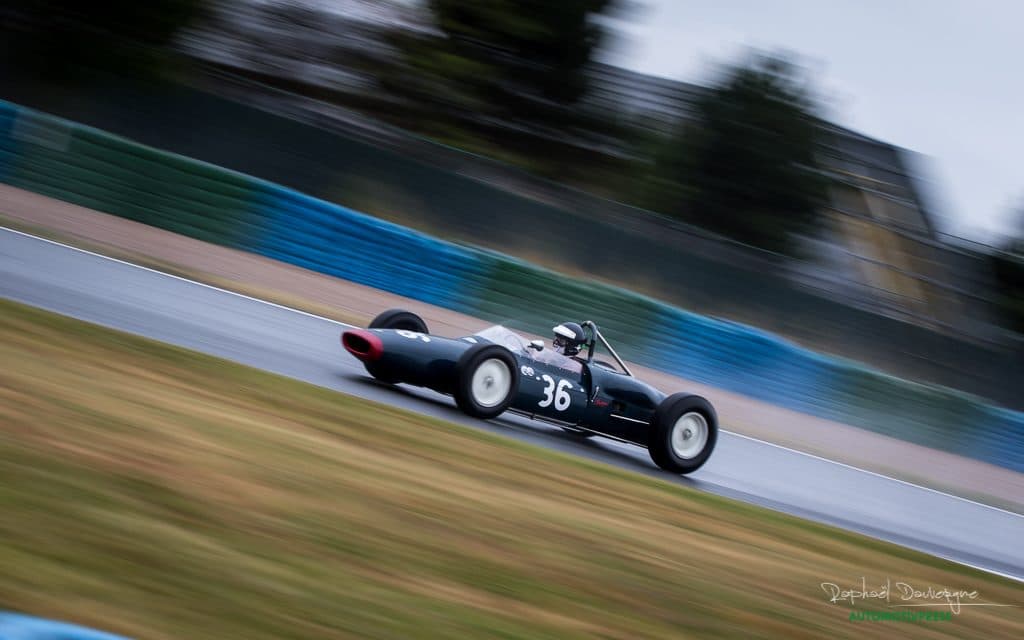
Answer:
[991, 208, 1024, 334]
[384, 0, 621, 175]
[644, 53, 827, 254]
[0, 0, 206, 79]
[429, 0, 613, 107]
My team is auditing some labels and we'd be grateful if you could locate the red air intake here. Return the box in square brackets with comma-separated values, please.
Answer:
[341, 330, 384, 362]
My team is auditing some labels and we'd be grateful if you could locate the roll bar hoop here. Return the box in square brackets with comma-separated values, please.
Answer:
[580, 320, 634, 377]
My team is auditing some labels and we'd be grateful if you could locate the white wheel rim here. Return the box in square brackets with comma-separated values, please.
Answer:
[670, 411, 708, 459]
[471, 359, 512, 407]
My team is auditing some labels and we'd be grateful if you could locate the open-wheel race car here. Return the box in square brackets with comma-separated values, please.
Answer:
[342, 309, 717, 474]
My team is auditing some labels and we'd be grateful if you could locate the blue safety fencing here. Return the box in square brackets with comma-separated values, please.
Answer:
[649, 304, 1024, 467]
[0, 101, 18, 182]
[250, 185, 494, 311]
[1, 97, 1022, 473]
[0, 612, 132, 639]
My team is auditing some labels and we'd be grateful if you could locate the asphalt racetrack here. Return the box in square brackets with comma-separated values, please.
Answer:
[2, 227, 1021, 581]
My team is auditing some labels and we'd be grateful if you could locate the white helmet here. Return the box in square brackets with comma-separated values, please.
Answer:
[552, 322, 586, 356]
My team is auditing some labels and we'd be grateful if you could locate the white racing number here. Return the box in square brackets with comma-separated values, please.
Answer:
[395, 330, 431, 342]
[538, 375, 573, 412]
[554, 379, 573, 411]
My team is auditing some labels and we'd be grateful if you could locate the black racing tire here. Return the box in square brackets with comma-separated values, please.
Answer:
[369, 309, 429, 333]
[453, 344, 520, 419]
[648, 393, 717, 474]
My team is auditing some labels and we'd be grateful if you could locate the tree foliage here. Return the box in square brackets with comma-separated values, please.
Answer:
[0, 0, 206, 79]
[387, 0, 619, 159]
[645, 54, 827, 254]
[430, 0, 613, 104]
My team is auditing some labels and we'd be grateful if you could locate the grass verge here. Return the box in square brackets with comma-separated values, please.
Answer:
[0, 299, 1020, 639]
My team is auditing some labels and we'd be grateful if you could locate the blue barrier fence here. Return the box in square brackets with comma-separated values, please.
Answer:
[0, 102, 18, 182]
[252, 185, 492, 311]
[1, 98, 1022, 472]
[0, 613, 132, 640]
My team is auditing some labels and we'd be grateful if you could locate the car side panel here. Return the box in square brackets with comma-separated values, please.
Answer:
[511, 357, 589, 424]
[582, 365, 666, 444]
[356, 330, 666, 445]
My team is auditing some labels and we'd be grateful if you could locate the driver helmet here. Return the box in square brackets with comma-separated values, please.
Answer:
[552, 322, 586, 356]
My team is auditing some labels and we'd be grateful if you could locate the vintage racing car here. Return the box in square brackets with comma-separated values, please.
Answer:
[342, 309, 717, 474]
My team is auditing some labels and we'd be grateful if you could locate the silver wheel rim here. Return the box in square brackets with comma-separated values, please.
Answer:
[471, 358, 511, 407]
[671, 411, 708, 459]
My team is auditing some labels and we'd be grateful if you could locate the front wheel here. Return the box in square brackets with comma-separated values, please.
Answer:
[454, 345, 519, 419]
[648, 393, 717, 474]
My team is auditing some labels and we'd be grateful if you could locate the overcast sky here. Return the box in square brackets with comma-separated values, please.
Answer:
[602, 0, 1022, 242]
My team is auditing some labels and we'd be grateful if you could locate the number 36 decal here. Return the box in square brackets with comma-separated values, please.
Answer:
[538, 374, 573, 411]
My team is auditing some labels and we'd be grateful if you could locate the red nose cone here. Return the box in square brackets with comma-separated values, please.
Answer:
[342, 330, 384, 362]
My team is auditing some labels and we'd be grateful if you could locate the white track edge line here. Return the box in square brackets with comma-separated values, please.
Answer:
[722, 431, 1023, 519]
[927, 556, 1021, 582]
[5, 225, 1022, 523]
[3, 226, 356, 328]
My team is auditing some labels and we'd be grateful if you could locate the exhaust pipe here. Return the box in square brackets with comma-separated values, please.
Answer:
[341, 330, 383, 362]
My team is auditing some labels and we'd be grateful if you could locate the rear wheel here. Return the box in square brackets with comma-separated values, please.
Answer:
[369, 309, 428, 333]
[363, 310, 428, 383]
[648, 393, 717, 474]
[454, 345, 519, 419]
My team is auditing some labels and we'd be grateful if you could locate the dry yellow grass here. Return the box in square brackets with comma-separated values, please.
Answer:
[0, 299, 1020, 639]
